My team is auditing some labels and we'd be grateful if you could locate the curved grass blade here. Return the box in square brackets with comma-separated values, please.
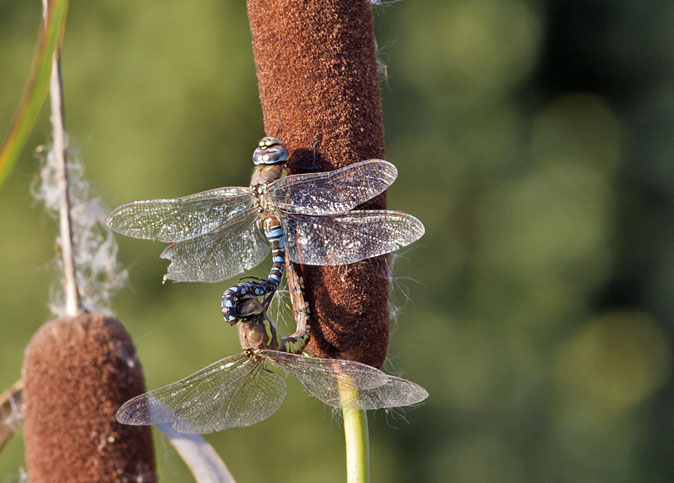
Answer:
[0, 0, 69, 189]
[158, 423, 236, 483]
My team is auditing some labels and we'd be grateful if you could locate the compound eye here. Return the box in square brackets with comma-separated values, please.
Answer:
[253, 137, 288, 165]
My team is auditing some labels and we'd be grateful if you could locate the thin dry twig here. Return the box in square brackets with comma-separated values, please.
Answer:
[0, 380, 24, 453]
[42, 0, 81, 316]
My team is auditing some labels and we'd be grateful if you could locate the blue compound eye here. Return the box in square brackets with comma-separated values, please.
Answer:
[253, 137, 289, 165]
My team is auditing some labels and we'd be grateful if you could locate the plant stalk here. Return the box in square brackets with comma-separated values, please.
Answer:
[340, 380, 370, 483]
[343, 406, 370, 483]
[43, 0, 80, 316]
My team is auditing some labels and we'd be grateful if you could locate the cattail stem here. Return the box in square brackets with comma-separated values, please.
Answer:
[338, 375, 370, 483]
[342, 405, 370, 483]
[43, 0, 81, 316]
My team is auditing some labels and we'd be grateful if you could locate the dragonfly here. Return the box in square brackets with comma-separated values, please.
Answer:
[115, 287, 429, 434]
[107, 136, 425, 324]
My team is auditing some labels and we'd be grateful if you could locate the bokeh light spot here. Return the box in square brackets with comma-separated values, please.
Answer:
[400, 0, 542, 99]
[555, 311, 670, 413]
[531, 94, 621, 173]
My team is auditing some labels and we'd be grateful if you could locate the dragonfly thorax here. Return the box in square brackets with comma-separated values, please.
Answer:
[253, 137, 288, 166]
[238, 315, 281, 351]
[250, 182, 275, 212]
[249, 164, 284, 201]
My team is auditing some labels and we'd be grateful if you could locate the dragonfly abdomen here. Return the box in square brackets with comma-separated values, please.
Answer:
[221, 215, 286, 324]
[281, 260, 311, 354]
[280, 325, 310, 354]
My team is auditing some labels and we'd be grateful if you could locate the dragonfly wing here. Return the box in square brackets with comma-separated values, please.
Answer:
[346, 376, 429, 410]
[107, 187, 252, 243]
[264, 351, 427, 410]
[116, 352, 287, 434]
[161, 208, 269, 282]
[270, 160, 397, 215]
[283, 210, 425, 265]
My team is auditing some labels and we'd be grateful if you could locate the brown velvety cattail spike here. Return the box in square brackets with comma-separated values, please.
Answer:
[23, 313, 156, 482]
[247, 0, 389, 368]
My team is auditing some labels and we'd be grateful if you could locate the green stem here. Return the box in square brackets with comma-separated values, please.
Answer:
[342, 406, 370, 483]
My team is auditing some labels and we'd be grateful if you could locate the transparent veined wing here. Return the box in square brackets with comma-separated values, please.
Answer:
[269, 160, 397, 215]
[283, 210, 425, 266]
[107, 187, 253, 243]
[347, 376, 429, 410]
[264, 351, 428, 410]
[161, 207, 269, 282]
[116, 352, 287, 434]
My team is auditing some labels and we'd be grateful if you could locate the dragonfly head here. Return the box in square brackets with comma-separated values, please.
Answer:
[228, 296, 265, 326]
[253, 137, 288, 166]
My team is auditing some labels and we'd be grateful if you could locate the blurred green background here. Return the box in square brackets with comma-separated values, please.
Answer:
[2, 0, 674, 481]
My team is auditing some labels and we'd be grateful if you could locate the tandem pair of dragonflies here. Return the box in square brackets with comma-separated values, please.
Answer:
[108, 136, 427, 433]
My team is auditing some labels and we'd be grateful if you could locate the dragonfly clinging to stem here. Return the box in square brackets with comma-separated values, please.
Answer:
[116, 269, 428, 434]
[107, 136, 425, 324]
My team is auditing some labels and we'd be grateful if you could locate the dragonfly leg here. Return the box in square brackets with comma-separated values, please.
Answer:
[311, 134, 322, 169]
[238, 276, 267, 283]
[288, 135, 322, 171]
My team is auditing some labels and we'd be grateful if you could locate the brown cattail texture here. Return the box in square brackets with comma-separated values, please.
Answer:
[23, 313, 156, 482]
[248, 0, 389, 368]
